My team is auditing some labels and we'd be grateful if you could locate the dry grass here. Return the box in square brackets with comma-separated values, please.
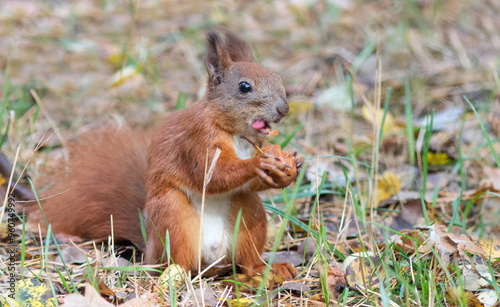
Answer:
[1, 0, 500, 306]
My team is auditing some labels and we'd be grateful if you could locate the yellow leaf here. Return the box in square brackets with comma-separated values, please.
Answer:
[361, 104, 395, 134]
[289, 100, 313, 114]
[156, 264, 186, 293]
[479, 238, 500, 260]
[375, 171, 401, 203]
[427, 152, 452, 165]
[0, 295, 20, 307]
[225, 298, 254, 307]
[16, 278, 57, 307]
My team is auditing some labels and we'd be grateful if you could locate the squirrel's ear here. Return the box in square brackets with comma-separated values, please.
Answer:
[224, 31, 255, 63]
[205, 32, 232, 84]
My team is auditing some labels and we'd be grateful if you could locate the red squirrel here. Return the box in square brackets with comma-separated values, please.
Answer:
[28, 31, 302, 278]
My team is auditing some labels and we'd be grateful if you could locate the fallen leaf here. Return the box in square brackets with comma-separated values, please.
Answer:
[479, 238, 500, 259]
[326, 266, 349, 299]
[225, 297, 254, 307]
[262, 250, 303, 267]
[230, 271, 284, 292]
[375, 171, 401, 204]
[342, 253, 383, 290]
[280, 281, 311, 293]
[181, 287, 218, 306]
[418, 225, 486, 266]
[16, 278, 57, 307]
[120, 292, 160, 307]
[54, 246, 88, 264]
[98, 280, 115, 297]
[389, 229, 426, 253]
[0, 295, 19, 307]
[389, 199, 425, 231]
[427, 151, 453, 165]
[459, 263, 493, 291]
[156, 264, 186, 293]
[480, 166, 500, 192]
[297, 237, 316, 262]
[62, 284, 114, 307]
[446, 287, 484, 307]
[477, 289, 499, 307]
[361, 104, 395, 134]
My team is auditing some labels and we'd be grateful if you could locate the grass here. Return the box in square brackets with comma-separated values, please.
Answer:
[1, 0, 500, 306]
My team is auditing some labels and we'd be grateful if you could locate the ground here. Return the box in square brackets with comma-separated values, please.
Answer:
[0, 0, 499, 306]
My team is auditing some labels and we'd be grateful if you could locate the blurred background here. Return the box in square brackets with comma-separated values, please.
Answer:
[2, 2, 500, 304]
[2, 0, 500, 231]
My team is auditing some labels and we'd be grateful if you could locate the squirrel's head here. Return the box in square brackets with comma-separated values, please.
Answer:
[204, 31, 288, 137]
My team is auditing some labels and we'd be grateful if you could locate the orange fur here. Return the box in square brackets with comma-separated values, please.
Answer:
[29, 126, 149, 250]
[28, 31, 300, 278]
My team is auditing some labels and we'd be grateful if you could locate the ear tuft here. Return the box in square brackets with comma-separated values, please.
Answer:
[205, 31, 232, 83]
[223, 31, 255, 63]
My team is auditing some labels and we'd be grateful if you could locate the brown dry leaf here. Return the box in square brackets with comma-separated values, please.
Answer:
[480, 166, 500, 192]
[280, 281, 311, 293]
[98, 280, 115, 297]
[445, 287, 484, 307]
[343, 254, 383, 290]
[389, 199, 425, 231]
[389, 229, 426, 253]
[327, 266, 348, 299]
[297, 237, 316, 262]
[181, 287, 218, 307]
[0, 222, 8, 241]
[62, 284, 114, 307]
[418, 225, 486, 266]
[233, 271, 283, 291]
[262, 250, 303, 267]
[54, 246, 88, 264]
[120, 292, 160, 307]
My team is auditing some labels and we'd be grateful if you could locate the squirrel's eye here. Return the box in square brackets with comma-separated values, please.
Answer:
[238, 81, 252, 93]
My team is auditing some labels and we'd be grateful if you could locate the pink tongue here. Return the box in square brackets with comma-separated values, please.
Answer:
[251, 120, 266, 130]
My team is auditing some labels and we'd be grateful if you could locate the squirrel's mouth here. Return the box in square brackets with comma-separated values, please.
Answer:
[251, 119, 272, 135]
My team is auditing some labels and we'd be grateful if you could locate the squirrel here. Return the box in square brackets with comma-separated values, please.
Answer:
[27, 31, 303, 278]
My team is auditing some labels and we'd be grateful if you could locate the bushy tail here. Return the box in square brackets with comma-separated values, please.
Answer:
[27, 125, 150, 250]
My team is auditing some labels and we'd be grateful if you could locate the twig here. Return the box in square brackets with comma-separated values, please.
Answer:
[240, 135, 263, 154]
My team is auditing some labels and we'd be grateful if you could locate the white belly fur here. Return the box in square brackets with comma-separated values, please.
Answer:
[184, 136, 255, 264]
[233, 135, 254, 160]
[185, 190, 232, 264]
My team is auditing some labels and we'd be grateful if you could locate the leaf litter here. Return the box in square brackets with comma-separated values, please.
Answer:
[1, 0, 500, 306]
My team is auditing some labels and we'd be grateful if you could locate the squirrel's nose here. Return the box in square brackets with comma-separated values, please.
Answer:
[276, 101, 289, 117]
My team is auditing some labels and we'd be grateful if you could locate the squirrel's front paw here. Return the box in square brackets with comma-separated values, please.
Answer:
[255, 145, 299, 188]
